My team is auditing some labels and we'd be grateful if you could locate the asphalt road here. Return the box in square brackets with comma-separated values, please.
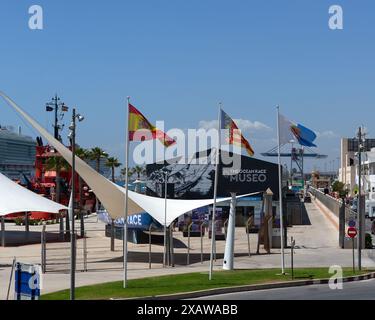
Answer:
[196, 279, 375, 300]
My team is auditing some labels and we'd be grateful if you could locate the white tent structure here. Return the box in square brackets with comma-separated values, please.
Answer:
[0, 172, 67, 246]
[0, 92, 258, 226]
[0, 172, 67, 216]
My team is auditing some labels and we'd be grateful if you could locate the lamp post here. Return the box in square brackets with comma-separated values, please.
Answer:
[68, 108, 84, 301]
[357, 126, 365, 270]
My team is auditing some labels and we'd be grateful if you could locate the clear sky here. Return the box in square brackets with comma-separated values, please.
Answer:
[0, 0, 374, 172]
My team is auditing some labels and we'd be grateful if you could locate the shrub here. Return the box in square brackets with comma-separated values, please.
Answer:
[14, 217, 23, 226]
[365, 233, 373, 249]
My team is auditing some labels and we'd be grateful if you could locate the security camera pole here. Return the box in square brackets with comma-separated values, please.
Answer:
[69, 108, 77, 301]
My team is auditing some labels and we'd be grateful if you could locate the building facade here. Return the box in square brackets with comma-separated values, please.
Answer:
[339, 137, 375, 196]
[339, 138, 357, 194]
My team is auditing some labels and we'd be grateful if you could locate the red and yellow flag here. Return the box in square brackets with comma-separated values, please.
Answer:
[128, 104, 176, 147]
[220, 109, 255, 157]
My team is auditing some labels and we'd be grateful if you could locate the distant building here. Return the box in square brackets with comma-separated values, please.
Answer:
[339, 137, 375, 196]
[309, 171, 331, 190]
[0, 126, 36, 180]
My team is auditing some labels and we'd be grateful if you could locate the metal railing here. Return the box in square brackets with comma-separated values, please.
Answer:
[41, 228, 124, 273]
[186, 222, 193, 265]
[309, 187, 341, 217]
[309, 186, 358, 248]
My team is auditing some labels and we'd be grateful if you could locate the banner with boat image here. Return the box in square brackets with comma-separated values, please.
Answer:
[145, 149, 280, 200]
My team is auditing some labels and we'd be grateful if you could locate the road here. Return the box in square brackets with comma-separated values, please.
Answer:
[196, 279, 375, 300]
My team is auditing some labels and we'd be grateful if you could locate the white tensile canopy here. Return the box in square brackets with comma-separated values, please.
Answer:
[126, 187, 259, 226]
[0, 91, 144, 219]
[0, 92, 259, 226]
[0, 173, 67, 216]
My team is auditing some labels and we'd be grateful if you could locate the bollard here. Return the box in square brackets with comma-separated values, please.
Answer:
[41, 225, 46, 274]
[352, 237, 355, 273]
[6, 257, 16, 300]
[291, 237, 296, 280]
[200, 222, 205, 264]
[187, 222, 193, 265]
[59, 214, 64, 241]
[25, 212, 30, 238]
[110, 219, 115, 252]
[148, 223, 155, 269]
[1, 216, 5, 247]
[83, 231, 88, 272]
[214, 220, 219, 262]
[170, 223, 175, 267]
[246, 219, 251, 258]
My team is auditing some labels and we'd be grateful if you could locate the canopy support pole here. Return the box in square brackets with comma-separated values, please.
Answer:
[1, 216, 5, 247]
[25, 212, 30, 238]
[223, 193, 236, 270]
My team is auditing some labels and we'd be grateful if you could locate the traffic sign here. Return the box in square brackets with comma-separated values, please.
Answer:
[347, 227, 358, 239]
[348, 220, 356, 228]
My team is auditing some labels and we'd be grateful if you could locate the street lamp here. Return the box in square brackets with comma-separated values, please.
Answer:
[356, 127, 365, 270]
[46, 94, 68, 141]
[68, 108, 84, 301]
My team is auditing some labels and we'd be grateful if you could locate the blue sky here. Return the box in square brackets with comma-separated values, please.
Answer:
[0, 0, 374, 172]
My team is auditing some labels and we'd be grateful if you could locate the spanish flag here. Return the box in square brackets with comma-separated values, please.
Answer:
[128, 104, 176, 147]
[220, 109, 255, 157]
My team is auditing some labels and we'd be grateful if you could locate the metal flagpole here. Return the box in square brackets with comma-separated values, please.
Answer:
[123, 97, 131, 288]
[276, 105, 286, 274]
[209, 103, 221, 280]
[163, 170, 168, 268]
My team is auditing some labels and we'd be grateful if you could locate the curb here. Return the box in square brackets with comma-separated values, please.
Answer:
[118, 272, 375, 300]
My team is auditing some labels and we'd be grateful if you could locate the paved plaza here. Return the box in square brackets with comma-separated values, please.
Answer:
[1, 200, 375, 299]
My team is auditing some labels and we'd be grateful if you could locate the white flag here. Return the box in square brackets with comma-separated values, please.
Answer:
[278, 113, 295, 145]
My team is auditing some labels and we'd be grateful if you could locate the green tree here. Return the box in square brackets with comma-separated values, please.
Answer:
[88, 147, 108, 212]
[88, 147, 108, 173]
[121, 167, 134, 180]
[105, 157, 122, 182]
[332, 180, 348, 197]
[133, 165, 145, 180]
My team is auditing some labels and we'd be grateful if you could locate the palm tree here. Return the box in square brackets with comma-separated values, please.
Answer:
[88, 147, 108, 173]
[88, 147, 108, 212]
[105, 157, 122, 182]
[121, 167, 134, 180]
[133, 165, 145, 180]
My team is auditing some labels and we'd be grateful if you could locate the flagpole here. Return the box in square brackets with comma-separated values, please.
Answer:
[276, 105, 286, 275]
[209, 103, 221, 281]
[163, 135, 167, 268]
[123, 97, 131, 288]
